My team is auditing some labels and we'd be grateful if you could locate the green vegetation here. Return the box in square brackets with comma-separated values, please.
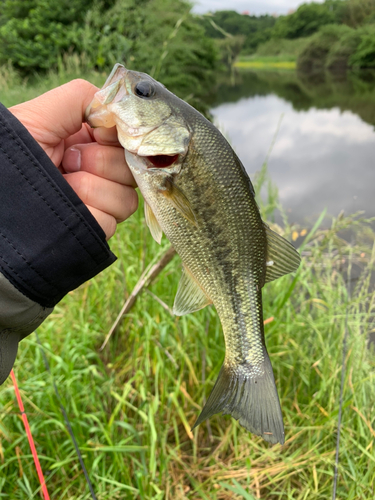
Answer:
[235, 59, 296, 70]
[0, 0, 219, 103]
[199, 10, 276, 54]
[298, 22, 375, 71]
[199, 1, 345, 63]
[0, 55, 104, 107]
[253, 37, 311, 59]
[297, 24, 354, 72]
[341, 0, 375, 27]
[259, 0, 375, 71]
[0, 82, 374, 497]
[4, 0, 375, 96]
[234, 39, 310, 69]
[271, 1, 343, 39]
[201, 1, 375, 70]
[79, 0, 218, 97]
[0, 0, 95, 71]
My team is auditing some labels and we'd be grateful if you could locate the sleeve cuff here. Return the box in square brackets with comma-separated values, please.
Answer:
[0, 103, 117, 307]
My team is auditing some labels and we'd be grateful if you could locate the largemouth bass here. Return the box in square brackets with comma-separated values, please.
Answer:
[86, 64, 301, 445]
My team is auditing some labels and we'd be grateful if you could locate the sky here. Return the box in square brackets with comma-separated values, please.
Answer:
[192, 0, 324, 16]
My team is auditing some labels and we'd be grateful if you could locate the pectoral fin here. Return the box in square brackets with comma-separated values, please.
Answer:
[144, 202, 163, 244]
[264, 224, 301, 283]
[173, 266, 211, 316]
[159, 178, 198, 228]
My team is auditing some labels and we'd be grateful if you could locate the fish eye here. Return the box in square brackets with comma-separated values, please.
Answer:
[134, 81, 155, 98]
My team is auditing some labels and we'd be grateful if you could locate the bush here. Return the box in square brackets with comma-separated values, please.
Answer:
[255, 37, 311, 58]
[297, 24, 353, 72]
[78, 0, 220, 108]
[298, 20, 375, 72]
[0, 0, 95, 71]
[326, 27, 361, 70]
[349, 24, 375, 67]
[341, 0, 375, 28]
[272, 2, 340, 39]
[0, 0, 219, 103]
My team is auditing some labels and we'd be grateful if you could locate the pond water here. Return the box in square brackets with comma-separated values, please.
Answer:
[209, 70, 375, 227]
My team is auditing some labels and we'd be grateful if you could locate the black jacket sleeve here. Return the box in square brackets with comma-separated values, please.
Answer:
[0, 103, 117, 384]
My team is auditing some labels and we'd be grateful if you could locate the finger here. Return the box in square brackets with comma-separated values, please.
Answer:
[64, 171, 138, 222]
[93, 126, 120, 146]
[62, 143, 136, 187]
[11, 79, 99, 144]
[85, 206, 117, 240]
[64, 123, 95, 150]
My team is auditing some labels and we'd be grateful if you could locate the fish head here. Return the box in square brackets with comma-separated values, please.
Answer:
[85, 63, 191, 176]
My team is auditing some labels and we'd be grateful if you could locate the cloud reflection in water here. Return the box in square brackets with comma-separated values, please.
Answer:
[211, 95, 375, 225]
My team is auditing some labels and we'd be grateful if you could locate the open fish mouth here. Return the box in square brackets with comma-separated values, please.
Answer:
[125, 150, 182, 178]
[143, 154, 180, 169]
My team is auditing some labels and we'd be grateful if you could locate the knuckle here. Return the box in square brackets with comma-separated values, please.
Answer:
[106, 217, 117, 240]
[117, 188, 138, 223]
[128, 189, 139, 216]
[93, 146, 106, 175]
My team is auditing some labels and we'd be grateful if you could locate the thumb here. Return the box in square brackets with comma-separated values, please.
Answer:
[10, 79, 98, 147]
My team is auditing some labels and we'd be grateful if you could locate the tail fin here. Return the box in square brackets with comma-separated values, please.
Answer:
[192, 349, 284, 445]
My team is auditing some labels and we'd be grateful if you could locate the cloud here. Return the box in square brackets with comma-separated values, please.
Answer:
[192, 0, 324, 15]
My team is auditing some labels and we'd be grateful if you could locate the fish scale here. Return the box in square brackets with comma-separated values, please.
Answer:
[86, 63, 301, 445]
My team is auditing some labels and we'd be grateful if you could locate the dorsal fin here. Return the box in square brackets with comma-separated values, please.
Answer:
[144, 202, 163, 244]
[264, 224, 301, 283]
[173, 266, 212, 316]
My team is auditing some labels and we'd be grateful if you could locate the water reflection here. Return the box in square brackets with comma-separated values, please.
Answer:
[210, 70, 375, 225]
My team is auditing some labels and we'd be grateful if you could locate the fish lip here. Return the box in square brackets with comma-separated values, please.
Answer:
[84, 103, 95, 125]
[85, 70, 130, 127]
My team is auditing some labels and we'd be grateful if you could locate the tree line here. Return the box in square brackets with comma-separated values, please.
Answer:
[200, 0, 375, 70]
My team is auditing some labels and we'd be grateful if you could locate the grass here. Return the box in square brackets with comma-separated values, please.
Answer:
[235, 37, 311, 70]
[234, 58, 296, 70]
[0, 71, 374, 499]
[0, 55, 116, 108]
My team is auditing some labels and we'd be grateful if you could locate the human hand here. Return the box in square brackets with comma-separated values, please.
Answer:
[9, 79, 138, 239]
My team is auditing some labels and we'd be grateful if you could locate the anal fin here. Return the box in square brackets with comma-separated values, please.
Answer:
[173, 266, 212, 316]
[192, 347, 285, 445]
[264, 223, 301, 283]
